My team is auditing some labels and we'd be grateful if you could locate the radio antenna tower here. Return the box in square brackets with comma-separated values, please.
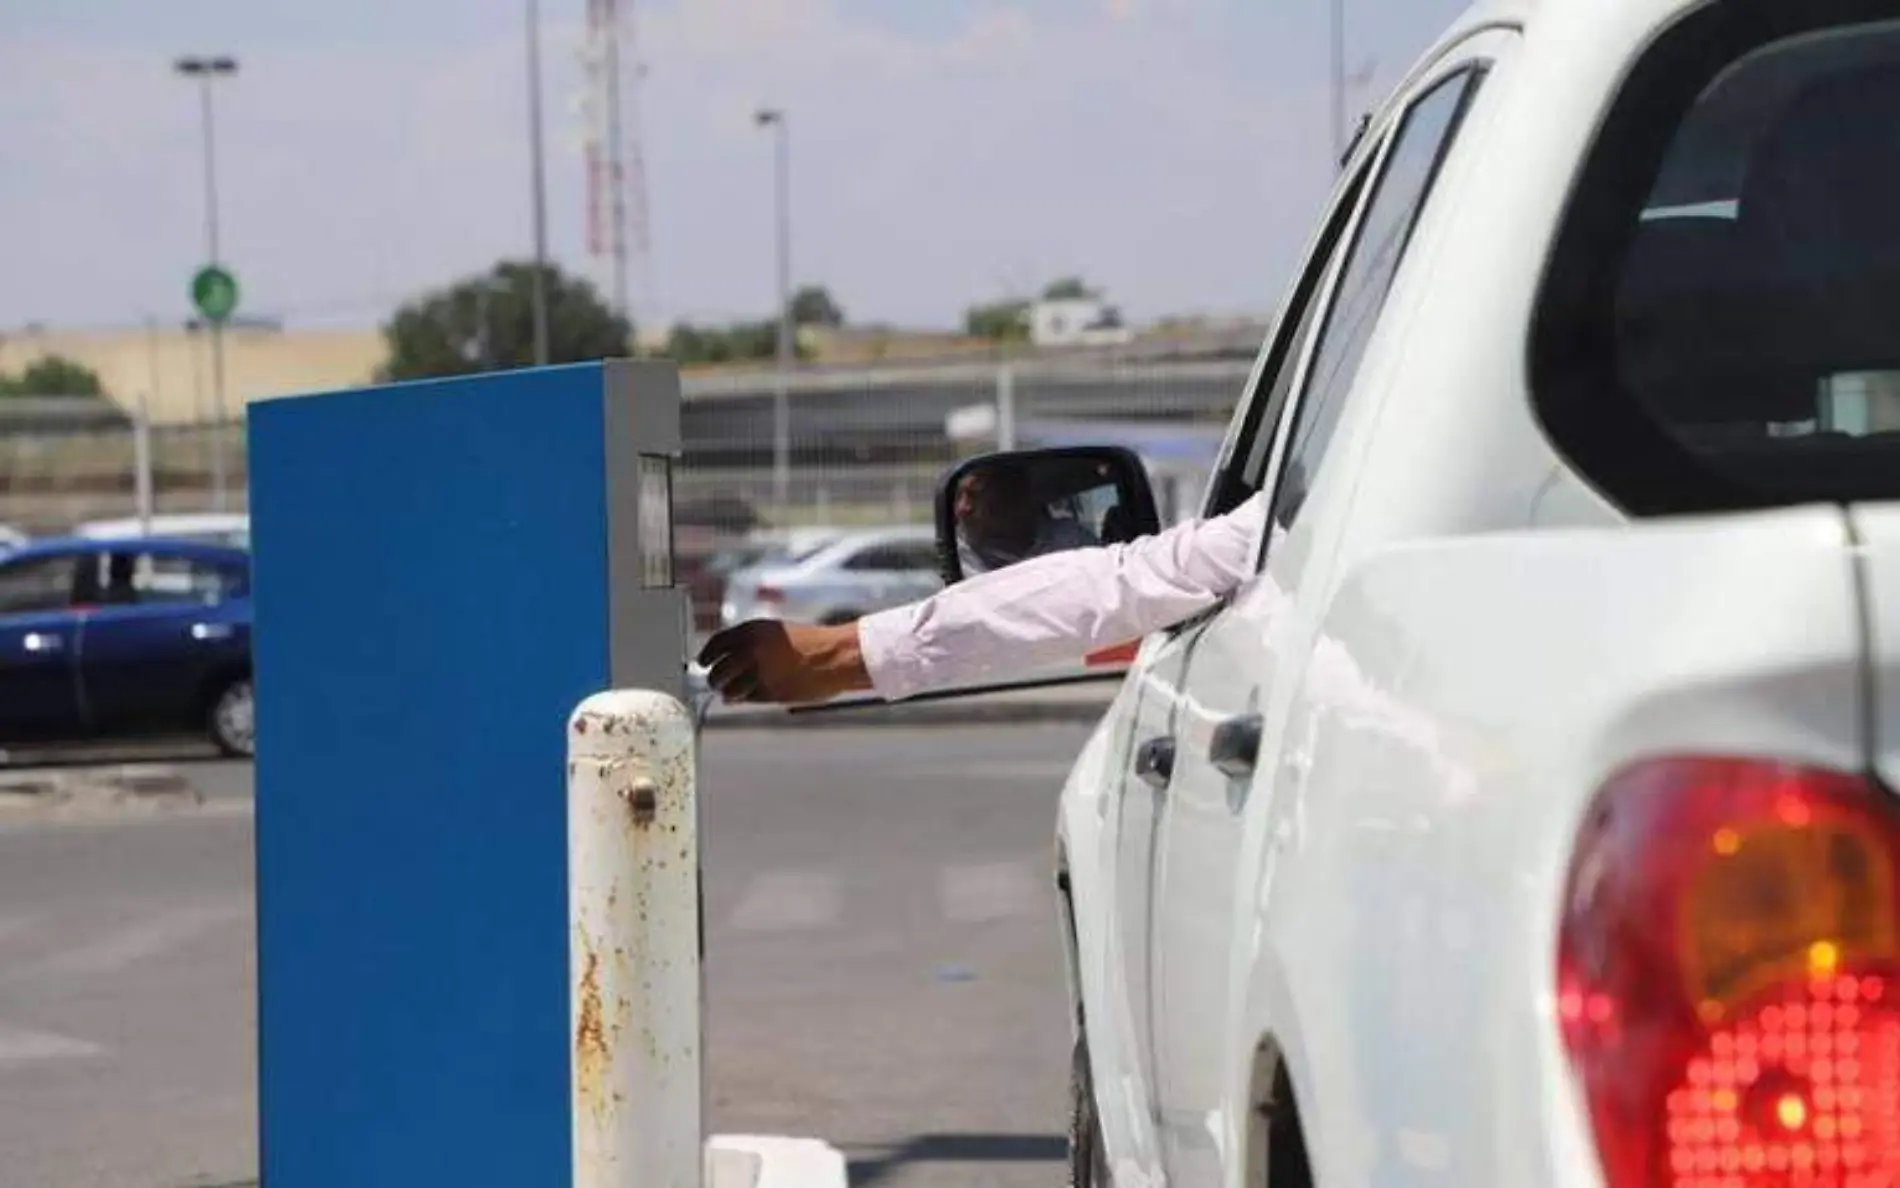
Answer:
[582, 0, 654, 332]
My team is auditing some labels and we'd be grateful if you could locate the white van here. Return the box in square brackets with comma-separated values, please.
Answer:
[75, 513, 250, 550]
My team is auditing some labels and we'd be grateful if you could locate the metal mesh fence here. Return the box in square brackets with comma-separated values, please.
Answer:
[0, 356, 1254, 540]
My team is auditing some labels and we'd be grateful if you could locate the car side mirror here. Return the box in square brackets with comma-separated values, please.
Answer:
[933, 446, 1162, 585]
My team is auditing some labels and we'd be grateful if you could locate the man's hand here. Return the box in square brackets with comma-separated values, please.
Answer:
[696, 619, 874, 705]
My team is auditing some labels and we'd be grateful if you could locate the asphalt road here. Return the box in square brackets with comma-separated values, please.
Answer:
[0, 761, 257, 1188]
[0, 723, 1094, 1188]
[703, 726, 1088, 1187]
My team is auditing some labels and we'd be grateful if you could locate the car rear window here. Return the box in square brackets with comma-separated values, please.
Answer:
[1534, 2, 1900, 515]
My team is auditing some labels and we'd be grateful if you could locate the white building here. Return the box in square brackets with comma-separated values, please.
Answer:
[1028, 297, 1134, 348]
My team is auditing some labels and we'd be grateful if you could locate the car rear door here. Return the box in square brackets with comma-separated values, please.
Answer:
[1086, 94, 1389, 1184]
[78, 547, 246, 733]
[1146, 45, 1504, 1186]
[1094, 627, 1198, 1185]
[0, 551, 85, 740]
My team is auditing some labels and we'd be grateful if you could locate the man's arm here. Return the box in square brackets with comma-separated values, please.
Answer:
[858, 490, 1265, 700]
[699, 490, 1268, 704]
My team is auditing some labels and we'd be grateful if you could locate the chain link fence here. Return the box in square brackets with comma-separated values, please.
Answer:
[671, 356, 1248, 539]
[0, 355, 1255, 542]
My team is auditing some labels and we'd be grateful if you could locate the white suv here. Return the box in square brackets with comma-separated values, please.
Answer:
[918, 0, 1900, 1183]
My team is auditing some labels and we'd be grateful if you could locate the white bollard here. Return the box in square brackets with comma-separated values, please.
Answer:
[569, 690, 703, 1188]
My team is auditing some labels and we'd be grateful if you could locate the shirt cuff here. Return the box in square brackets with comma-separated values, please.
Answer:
[856, 605, 927, 702]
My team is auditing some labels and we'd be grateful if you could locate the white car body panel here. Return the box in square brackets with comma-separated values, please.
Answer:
[1045, 0, 1900, 1184]
[1855, 505, 1900, 793]
[1065, 511, 1867, 1186]
[1229, 510, 1863, 1187]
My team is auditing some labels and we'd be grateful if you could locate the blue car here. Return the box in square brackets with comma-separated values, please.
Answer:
[0, 537, 253, 757]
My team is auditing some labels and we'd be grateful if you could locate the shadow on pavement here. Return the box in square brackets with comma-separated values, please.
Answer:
[845, 1133, 1066, 1185]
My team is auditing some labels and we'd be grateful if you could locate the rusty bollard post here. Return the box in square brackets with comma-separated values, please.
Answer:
[569, 690, 702, 1188]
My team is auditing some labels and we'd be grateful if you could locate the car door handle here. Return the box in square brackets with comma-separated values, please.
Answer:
[22, 632, 64, 654]
[191, 622, 235, 642]
[1209, 713, 1264, 779]
[1135, 736, 1176, 790]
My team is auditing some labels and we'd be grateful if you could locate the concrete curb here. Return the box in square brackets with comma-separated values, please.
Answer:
[708, 1135, 849, 1188]
[0, 765, 201, 819]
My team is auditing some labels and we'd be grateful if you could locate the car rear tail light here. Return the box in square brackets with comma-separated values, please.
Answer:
[1558, 757, 1900, 1185]
[756, 584, 784, 605]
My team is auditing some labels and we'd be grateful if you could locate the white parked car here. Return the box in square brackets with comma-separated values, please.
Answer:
[720, 526, 942, 628]
[77, 512, 250, 550]
[913, 0, 1900, 1183]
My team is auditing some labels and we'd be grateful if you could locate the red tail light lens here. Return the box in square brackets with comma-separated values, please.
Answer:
[1558, 757, 1900, 1185]
[755, 585, 785, 605]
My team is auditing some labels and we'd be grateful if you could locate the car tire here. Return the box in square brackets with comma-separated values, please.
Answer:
[1069, 1035, 1111, 1188]
[208, 676, 256, 759]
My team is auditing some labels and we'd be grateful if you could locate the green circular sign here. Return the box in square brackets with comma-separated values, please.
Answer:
[191, 265, 240, 322]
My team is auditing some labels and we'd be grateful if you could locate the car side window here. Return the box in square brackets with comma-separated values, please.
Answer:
[129, 553, 239, 605]
[1205, 160, 1375, 517]
[0, 555, 78, 616]
[848, 544, 939, 574]
[844, 546, 909, 573]
[894, 543, 940, 573]
[1269, 67, 1484, 532]
[219, 559, 252, 596]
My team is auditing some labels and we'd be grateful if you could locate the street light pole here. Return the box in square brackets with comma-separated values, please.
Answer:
[175, 54, 237, 512]
[526, 0, 553, 367]
[755, 108, 792, 509]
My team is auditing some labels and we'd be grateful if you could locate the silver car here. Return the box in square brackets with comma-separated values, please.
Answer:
[720, 526, 943, 628]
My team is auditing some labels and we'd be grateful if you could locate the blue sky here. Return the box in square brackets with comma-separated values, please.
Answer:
[1, 0, 1468, 333]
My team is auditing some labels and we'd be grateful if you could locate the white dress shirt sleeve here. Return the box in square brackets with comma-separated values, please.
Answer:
[857, 489, 1270, 701]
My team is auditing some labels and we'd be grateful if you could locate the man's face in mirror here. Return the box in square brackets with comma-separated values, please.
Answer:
[955, 466, 1036, 554]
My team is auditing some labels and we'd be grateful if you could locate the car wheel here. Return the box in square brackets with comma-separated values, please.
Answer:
[208, 677, 255, 759]
[1069, 1036, 1111, 1187]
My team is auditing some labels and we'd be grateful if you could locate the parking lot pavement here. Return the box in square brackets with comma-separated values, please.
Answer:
[702, 725, 1089, 1188]
[0, 723, 1089, 1188]
[0, 761, 257, 1188]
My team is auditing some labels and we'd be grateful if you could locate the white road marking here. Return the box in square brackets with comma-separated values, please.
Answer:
[727, 872, 842, 932]
[0, 1022, 105, 1065]
[6, 903, 249, 984]
[939, 861, 1047, 923]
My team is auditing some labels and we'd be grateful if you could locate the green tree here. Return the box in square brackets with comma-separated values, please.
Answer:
[378, 260, 632, 381]
[0, 355, 106, 397]
[963, 299, 1030, 342]
[723, 321, 781, 360]
[665, 324, 733, 366]
[1041, 276, 1097, 301]
[788, 285, 845, 328]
